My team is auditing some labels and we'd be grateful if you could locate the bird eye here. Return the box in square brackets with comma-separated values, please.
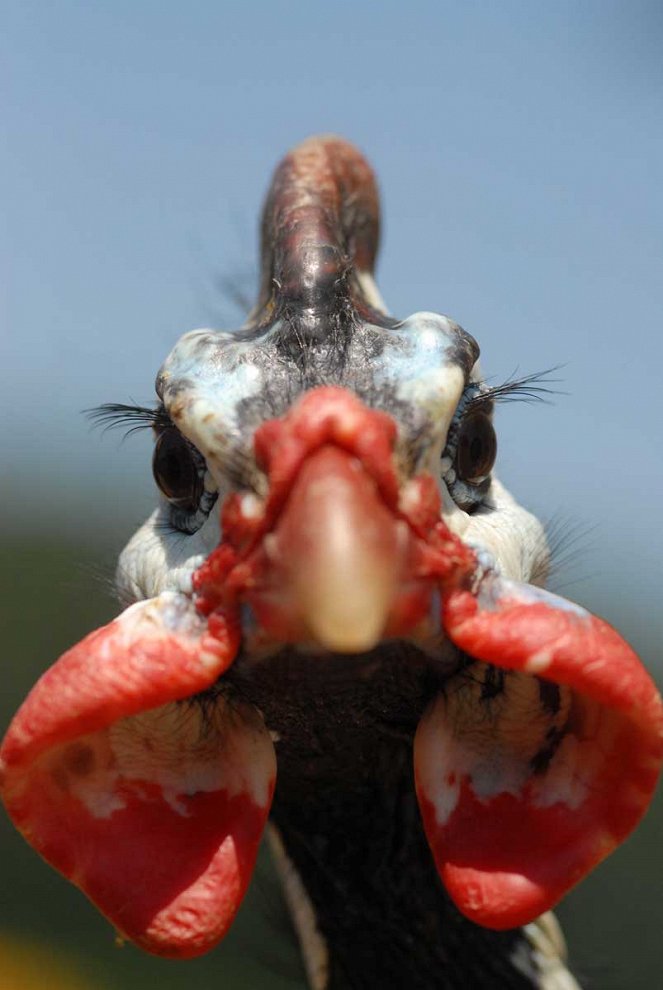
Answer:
[455, 411, 497, 484]
[152, 429, 203, 512]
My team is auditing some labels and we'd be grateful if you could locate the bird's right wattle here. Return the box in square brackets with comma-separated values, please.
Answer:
[0, 593, 276, 958]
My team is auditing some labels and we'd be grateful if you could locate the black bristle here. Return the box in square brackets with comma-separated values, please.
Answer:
[86, 402, 171, 437]
[469, 366, 565, 411]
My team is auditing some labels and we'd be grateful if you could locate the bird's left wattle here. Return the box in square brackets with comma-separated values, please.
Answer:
[0, 593, 276, 958]
[414, 575, 663, 930]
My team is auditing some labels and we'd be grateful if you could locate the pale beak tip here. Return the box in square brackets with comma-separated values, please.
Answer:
[306, 619, 383, 655]
[296, 559, 396, 654]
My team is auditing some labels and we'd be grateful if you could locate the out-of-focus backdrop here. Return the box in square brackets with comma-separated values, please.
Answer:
[2, 2, 662, 987]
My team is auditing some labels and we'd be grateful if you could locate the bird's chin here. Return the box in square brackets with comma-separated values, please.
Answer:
[230, 584, 451, 666]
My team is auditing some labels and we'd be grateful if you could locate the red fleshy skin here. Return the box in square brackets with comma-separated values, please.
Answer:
[415, 577, 663, 930]
[195, 388, 477, 646]
[0, 594, 275, 957]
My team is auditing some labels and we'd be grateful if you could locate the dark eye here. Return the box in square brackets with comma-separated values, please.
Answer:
[456, 411, 497, 483]
[152, 429, 203, 512]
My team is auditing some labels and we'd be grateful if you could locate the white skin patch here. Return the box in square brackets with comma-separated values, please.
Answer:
[177, 364, 261, 461]
[531, 699, 618, 811]
[525, 649, 553, 675]
[109, 699, 274, 812]
[117, 504, 221, 602]
[117, 591, 208, 640]
[417, 664, 575, 825]
[415, 700, 463, 824]
[240, 492, 263, 519]
[157, 328, 269, 488]
[506, 580, 590, 619]
[371, 312, 467, 473]
[47, 697, 274, 821]
[463, 479, 549, 585]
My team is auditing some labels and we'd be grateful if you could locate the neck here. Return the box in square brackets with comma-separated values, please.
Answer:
[227, 646, 551, 989]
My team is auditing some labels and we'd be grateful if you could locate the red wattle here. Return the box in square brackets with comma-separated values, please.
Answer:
[0, 593, 275, 957]
[414, 576, 663, 930]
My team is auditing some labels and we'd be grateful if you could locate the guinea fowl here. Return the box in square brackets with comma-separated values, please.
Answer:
[1, 136, 662, 990]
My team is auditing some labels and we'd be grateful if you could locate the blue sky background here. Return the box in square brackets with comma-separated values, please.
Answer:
[3, 1, 662, 665]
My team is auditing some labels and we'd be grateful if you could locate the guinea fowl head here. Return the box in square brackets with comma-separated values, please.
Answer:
[1, 137, 662, 982]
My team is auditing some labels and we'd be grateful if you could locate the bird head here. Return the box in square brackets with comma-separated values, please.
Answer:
[1, 137, 661, 961]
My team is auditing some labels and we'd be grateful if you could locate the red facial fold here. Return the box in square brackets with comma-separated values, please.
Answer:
[414, 575, 663, 930]
[194, 386, 476, 651]
[0, 594, 276, 958]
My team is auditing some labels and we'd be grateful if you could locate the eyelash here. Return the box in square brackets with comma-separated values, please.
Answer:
[88, 368, 561, 522]
[442, 367, 561, 509]
[446, 366, 562, 446]
[87, 369, 561, 435]
[464, 367, 562, 413]
[86, 402, 172, 436]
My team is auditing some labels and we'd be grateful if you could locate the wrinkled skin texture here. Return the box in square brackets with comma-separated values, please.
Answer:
[2, 136, 662, 989]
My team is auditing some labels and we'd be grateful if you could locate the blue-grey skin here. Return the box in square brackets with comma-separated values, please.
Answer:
[118, 302, 546, 608]
[157, 311, 476, 479]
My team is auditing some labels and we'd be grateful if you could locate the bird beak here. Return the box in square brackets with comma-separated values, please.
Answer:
[244, 444, 417, 652]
